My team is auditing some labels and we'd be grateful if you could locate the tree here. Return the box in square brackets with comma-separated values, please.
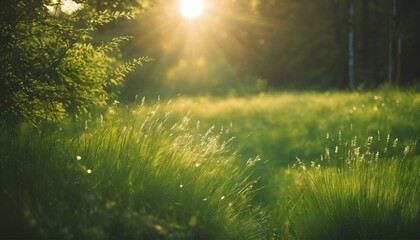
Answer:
[361, 0, 370, 83]
[107, 0, 420, 93]
[347, 0, 355, 90]
[388, 0, 395, 84]
[0, 0, 148, 124]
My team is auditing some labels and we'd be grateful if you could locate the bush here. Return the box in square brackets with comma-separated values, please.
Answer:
[0, 0, 147, 124]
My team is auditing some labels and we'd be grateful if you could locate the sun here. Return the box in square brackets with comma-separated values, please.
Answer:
[179, 0, 205, 19]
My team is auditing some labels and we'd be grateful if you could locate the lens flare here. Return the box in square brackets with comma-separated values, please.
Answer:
[179, 0, 205, 19]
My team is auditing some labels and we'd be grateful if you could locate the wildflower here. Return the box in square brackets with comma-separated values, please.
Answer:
[366, 136, 373, 146]
[76, 156, 82, 161]
[182, 116, 189, 125]
[87, 169, 92, 174]
[404, 146, 410, 157]
[220, 196, 225, 200]
[325, 147, 330, 160]
[393, 138, 398, 148]
[354, 147, 360, 157]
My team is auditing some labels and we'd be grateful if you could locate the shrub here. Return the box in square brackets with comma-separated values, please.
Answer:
[0, 0, 148, 124]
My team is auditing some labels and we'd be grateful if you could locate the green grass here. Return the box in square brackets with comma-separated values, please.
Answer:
[1, 89, 419, 239]
[0, 103, 267, 239]
[164, 90, 419, 166]
[271, 132, 419, 239]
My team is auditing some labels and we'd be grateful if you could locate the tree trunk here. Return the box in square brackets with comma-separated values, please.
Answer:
[373, 0, 381, 85]
[388, 0, 397, 84]
[348, 0, 355, 89]
[361, 0, 370, 83]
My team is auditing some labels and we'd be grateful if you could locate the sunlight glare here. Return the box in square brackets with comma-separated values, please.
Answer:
[179, 0, 205, 19]
[46, 0, 83, 15]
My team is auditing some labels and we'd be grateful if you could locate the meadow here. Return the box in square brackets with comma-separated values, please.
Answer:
[1, 89, 419, 239]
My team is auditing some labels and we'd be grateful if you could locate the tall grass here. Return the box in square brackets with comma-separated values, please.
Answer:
[162, 90, 420, 210]
[163, 90, 419, 167]
[1, 90, 419, 239]
[273, 131, 419, 239]
[0, 100, 267, 239]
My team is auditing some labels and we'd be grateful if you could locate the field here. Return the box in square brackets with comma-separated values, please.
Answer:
[1, 89, 419, 239]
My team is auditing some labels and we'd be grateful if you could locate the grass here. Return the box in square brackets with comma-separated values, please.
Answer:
[1, 89, 419, 239]
[164, 90, 419, 166]
[0, 102, 267, 239]
[272, 132, 419, 239]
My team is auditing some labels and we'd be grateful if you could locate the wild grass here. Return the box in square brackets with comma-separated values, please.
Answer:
[272, 131, 419, 239]
[164, 90, 419, 167]
[1, 89, 419, 239]
[0, 101, 267, 239]
[162, 90, 420, 207]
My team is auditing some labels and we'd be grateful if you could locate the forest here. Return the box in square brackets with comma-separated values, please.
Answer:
[1, 0, 419, 239]
[121, 0, 420, 97]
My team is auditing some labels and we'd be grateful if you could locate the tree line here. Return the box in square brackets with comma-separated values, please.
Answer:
[120, 0, 420, 96]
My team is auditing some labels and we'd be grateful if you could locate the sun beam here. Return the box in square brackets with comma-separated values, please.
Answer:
[179, 0, 205, 19]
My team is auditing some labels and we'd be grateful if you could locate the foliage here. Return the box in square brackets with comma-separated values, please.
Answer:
[0, 0, 148, 124]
